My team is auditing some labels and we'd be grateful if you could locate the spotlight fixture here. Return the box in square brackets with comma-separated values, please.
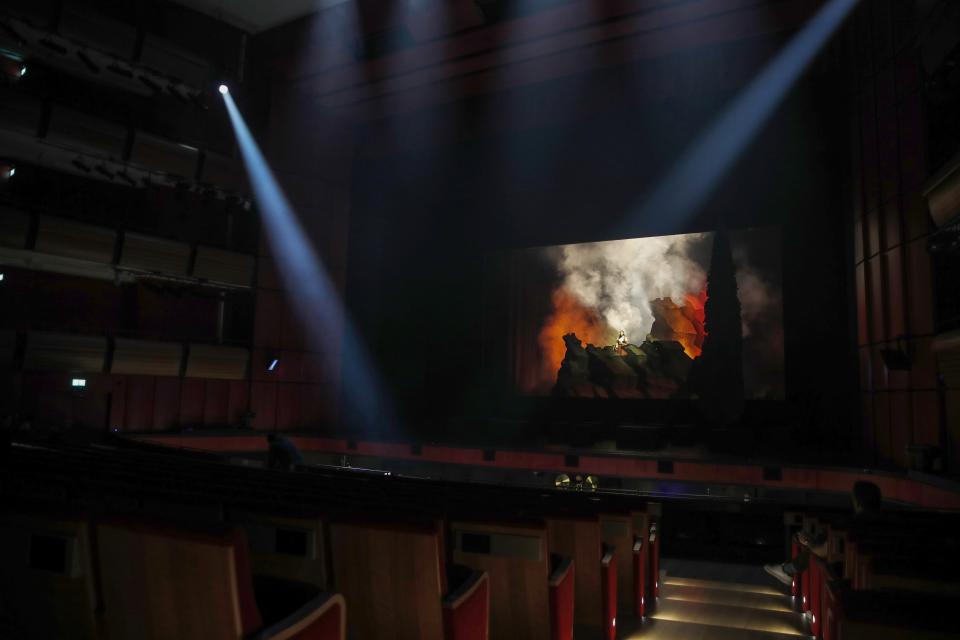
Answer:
[0, 272, 5, 282]
[116, 172, 136, 186]
[218, 84, 229, 95]
[39, 38, 68, 55]
[106, 62, 134, 78]
[267, 356, 280, 372]
[0, 21, 26, 43]
[72, 157, 92, 173]
[138, 74, 162, 93]
[554, 473, 571, 489]
[76, 50, 100, 73]
[18, 64, 26, 77]
[1, 164, 14, 179]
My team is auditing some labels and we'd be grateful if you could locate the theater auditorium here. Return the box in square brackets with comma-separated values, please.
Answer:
[1, 0, 959, 638]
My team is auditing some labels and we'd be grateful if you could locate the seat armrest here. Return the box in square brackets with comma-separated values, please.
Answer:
[443, 569, 488, 609]
[443, 570, 489, 640]
[601, 546, 615, 567]
[249, 592, 345, 640]
[548, 555, 574, 640]
[548, 555, 573, 586]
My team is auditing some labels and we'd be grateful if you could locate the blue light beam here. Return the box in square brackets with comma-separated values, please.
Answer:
[222, 90, 395, 433]
[627, 0, 858, 234]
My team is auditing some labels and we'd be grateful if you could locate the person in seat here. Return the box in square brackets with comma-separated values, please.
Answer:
[764, 480, 882, 586]
[266, 433, 304, 471]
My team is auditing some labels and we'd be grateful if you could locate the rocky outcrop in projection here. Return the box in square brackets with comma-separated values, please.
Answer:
[585, 344, 642, 398]
[649, 296, 706, 358]
[553, 333, 693, 399]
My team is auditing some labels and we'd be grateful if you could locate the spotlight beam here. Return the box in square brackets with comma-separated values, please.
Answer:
[626, 0, 859, 234]
[221, 91, 394, 432]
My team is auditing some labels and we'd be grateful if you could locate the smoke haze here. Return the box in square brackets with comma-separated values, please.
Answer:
[552, 233, 710, 344]
[519, 228, 784, 397]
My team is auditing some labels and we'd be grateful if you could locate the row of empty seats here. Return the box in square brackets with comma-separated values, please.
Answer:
[0, 438, 663, 639]
[785, 509, 960, 640]
[0, 506, 345, 639]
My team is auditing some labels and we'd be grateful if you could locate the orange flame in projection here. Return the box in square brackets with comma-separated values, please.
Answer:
[679, 289, 707, 358]
[538, 288, 615, 380]
[538, 287, 708, 385]
[648, 292, 707, 358]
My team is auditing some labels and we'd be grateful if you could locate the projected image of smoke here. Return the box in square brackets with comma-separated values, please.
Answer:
[515, 228, 783, 400]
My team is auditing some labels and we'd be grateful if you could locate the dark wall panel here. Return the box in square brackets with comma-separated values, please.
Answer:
[179, 378, 206, 426]
[153, 377, 182, 431]
[250, 381, 277, 431]
[276, 384, 302, 432]
[124, 376, 156, 431]
[847, 1, 945, 470]
[203, 379, 229, 426]
[227, 380, 249, 427]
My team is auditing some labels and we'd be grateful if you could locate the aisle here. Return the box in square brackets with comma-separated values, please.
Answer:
[620, 563, 811, 640]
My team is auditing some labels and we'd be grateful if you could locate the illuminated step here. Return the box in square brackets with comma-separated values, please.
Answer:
[662, 576, 787, 597]
[650, 598, 808, 637]
[661, 582, 794, 613]
[622, 616, 811, 640]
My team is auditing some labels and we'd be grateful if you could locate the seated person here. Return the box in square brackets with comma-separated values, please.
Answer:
[266, 433, 303, 471]
[764, 480, 882, 586]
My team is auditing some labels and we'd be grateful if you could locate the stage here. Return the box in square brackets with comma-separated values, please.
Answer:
[127, 431, 960, 512]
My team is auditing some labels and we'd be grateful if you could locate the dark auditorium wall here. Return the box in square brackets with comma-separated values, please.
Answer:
[845, 1, 951, 470]
[243, 35, 357, 432]
[0, 0, 262, 433]
[344, 31, 856, 443]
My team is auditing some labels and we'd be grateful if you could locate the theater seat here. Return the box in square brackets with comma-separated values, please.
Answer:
[234, 511, 329, 588]
[546, 515, 616, 636]
[451, 520, 574, 640]
[600, 513, 634, 615]
[329, 518, 488, 640]
[832, 589, 959, 640]
[96, 518, 345, 640]
[0, 507, 99, 639]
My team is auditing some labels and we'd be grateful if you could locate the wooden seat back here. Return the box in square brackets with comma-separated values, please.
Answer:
[234, 511, 328, 588]
[329, 519, 446, 640]
[631, 510, 653, 613]
[547, 515, 604, 626]
[97, 519, 262, 640]
[452, 520, 552, 640]
[600, 513, 633, 615]
[0, 508, 99, 639]
[834, 590, 958, 640]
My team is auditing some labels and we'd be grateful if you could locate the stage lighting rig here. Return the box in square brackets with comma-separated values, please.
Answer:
[72, 157, 92, 173]
[218, 84, 229, 95]
[116, 172, 136, 186]
[76, 50, 100, 73]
